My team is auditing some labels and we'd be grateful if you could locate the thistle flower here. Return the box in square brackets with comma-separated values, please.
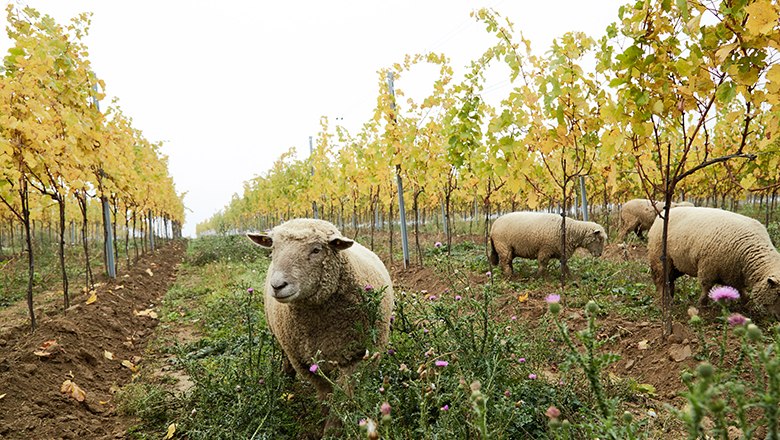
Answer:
[528, 373, 537, 380]
[727, 313, 748, 326]
[435, 360, 449, 367]
[545, 294, 561, 304]
[364, 284, 374, 292]
[434, 241, 442, 248]
[380, 402, 391, 416]
[309, 364, 319, 373]
[545, 406, 561, 419]
[247, 287, 254, 294]
[709, 285, 740, 302]
[441, 404, 450, 411]
[455, 295, 462, 301]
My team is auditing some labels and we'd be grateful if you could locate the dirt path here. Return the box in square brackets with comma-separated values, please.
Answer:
[0, 242, 185, 439]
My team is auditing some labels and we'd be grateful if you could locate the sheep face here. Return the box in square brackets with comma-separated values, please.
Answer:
[582, 229, 607, 257]
[247, 231, 354, 303]
[753, 276, 780, 319]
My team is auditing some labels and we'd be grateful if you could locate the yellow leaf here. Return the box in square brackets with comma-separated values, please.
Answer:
[745, 0, 779, 35]
[86, 291, 97, 305]
[103, 350, 114, 360]
[766, 65, 780, 94]
[164, 423, 176, 439]
[60, 380, 86, 402]
[0, 393, 6, 400]
[145, 268, 154, 277]
[121, 360, 138, 372]
[517, 292, 529, 303]
[134, 309, 158, 319]
[114, 285, 125, 290]
[34, 339, 62, 357]
[715, 42, 738, 63]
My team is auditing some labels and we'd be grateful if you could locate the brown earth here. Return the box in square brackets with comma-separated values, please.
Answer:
[0, 241, 185, 440]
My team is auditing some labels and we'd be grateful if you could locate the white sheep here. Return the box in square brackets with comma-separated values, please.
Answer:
[489, 212, 607, 277]
[247, 219, 394, 428]
[619, 198, 693, 241]
[647, 207, 780, 318]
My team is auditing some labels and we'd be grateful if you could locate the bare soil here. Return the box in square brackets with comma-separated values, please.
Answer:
[0, 242, 185, 439]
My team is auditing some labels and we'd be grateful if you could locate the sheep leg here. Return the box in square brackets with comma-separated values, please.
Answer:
[537, 252, 552, 277]
[493, 241, 514, 277]
[696, 273, 718, 307]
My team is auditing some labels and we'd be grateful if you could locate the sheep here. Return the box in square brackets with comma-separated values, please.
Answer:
[618, 198, 695, 241]
[247, 218, 394, 430]
[489, 212, 607, 277]
[647, 207, 780, 319]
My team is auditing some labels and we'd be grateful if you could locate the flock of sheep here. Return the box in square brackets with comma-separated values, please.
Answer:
[246, 199, 780, 434]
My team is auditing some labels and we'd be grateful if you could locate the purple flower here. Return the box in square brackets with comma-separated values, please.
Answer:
[518, 357, 526, 363]
[390, 315, 395, 324]
[387, 348, 396, 355]
[510, 315, 517, 321]
[546, 406, 561, 419]
[504, 389, 511, 397]
[528, 373, 537, 380]
[358, 418, 367, 427]
[435, 241, 443, 248]
[728, 313, 748, 326]
[364, 284, 374, 291]
[428, 295, 438, 301]
[435, 360, 449, 367]
[455, 295, 462, 301]
[486, 271, 492, 277]
[709, 286, 740, 302]
[441, 404, 450, 411]
[380, 402, 391, 416]
[247, 287, 254, 294]
[309, 364, 319, 373]
[545, 294, 561, 304]
[423, 328, 429, 334]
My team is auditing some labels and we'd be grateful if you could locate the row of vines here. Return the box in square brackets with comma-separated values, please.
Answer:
[199, 1, 780, 248]
[0, 6, 185, 329]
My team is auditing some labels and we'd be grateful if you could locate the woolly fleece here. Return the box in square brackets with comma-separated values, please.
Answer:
[489, 212, 607, 277]
[619, 198, 692, 241]
[647, 207, 780, 318]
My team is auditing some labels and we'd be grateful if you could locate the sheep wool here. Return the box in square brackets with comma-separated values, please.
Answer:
[647, 207, 780, 319]
[619, 198, 693, 241]
[489, 212, 607, 277]
[247, 219, 394, 401]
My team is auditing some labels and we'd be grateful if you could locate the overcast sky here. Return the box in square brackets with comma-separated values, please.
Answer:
[1, 0, 626, 236]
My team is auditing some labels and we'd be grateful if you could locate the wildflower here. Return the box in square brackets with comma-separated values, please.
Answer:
[518, 357, 526, 363]
[358, 419, 367, 427]
[708, 285, 740, 302]
[435, 241, 442, 248]
[545, 294, 561, 304]
[528, 373, 537, 380]
[727, 313, 748, 326]
[504, 389, 511, 398]
[390, 315, 395, 324]
[510, 315, 517, 321]
[486, 271, 492, 277]
[380, 402, 392, 422]
[309, 364, 319, 373]
[387, 348, 396, 355]
[379, 386, 385, 393]
[364, 284, 374, 292]
[428, 295, 437, 301]
[545, 406, 561, 419]
[247, 287, 254, 294]
[435, 360, 449, 367]
[455, 295, 462, 301]
[441, 404, 450, 411]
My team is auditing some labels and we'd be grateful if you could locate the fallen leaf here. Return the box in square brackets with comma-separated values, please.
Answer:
[99, 400, 109, 405]
[669, 344, 692, 362]
[103, 350, 114, 360]
[34, 340, 62, 357]
[164, 423, 176, 439]
[145, 268, 154, 277]
[516, 292, 529, 303]
[0, 393, 6, 400]
[86, 291, 98, 305]
[114, 285, 125, 290]
[635, 383, 656, 396]
[121, 360, 138, 372]
[61, 380, 86, 402]
[638, 340, 649, 350]
[134, 308, 158, 319]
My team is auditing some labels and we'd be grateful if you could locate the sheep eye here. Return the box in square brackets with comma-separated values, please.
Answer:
[311, 247, 322, 255]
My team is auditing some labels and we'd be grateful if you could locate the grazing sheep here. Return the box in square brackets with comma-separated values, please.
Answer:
[489, 212, 607, 277]
[647, 207, 780, 318]
[619, 198, 693, 241]
[247, 219, 394, 426]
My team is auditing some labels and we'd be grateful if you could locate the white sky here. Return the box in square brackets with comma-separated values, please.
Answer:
[1, 0, 626, 237]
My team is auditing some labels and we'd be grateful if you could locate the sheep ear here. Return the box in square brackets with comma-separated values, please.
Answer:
[769, 276, 779, 287]
[329, 237, 354, 251]
[247, 233, 273, 248]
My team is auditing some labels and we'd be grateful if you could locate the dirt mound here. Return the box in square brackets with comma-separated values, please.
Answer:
[0, 242, 185, 439]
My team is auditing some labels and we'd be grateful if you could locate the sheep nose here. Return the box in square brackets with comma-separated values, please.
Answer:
[272, 281, 289, 291]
